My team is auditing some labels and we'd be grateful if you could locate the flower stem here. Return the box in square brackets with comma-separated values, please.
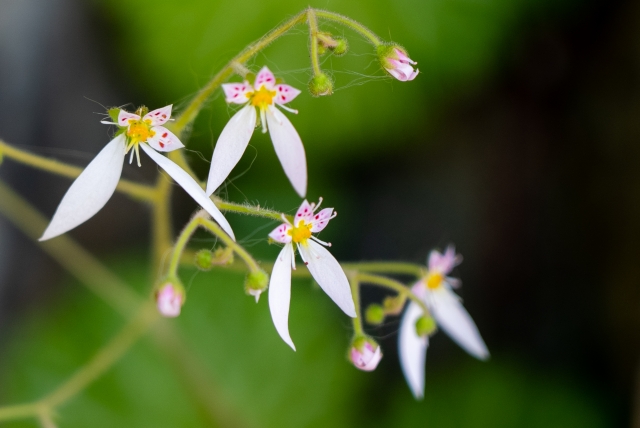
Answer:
[314, 9, 383, 46]
[212, 197, 289, 222]
[0, 140, 157, 202]
[307, 9, 323, 76]
[355, 273, 429, 315]
[343, 261, 426, 278]
[349, 274, 365, 335]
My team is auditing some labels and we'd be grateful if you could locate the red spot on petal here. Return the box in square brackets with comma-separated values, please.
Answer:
[162, 114, 167, 118]
[159, 142, 165, 148]
[162, 133, 168, 138]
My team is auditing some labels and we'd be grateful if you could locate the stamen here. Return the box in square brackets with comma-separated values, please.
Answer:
[135, 144, 141, 167]
[310, 236, 331, 247]
[297, 243, 308, 266]
[260, 109, 267, 133]
[313, 197, 323, 213]
[129, 147, 135, 164]
[280, 213, 292, 226]
[290, 245, 297, 270]
[278, 104, 298, 114]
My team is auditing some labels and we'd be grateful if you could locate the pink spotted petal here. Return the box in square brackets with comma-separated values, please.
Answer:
[147, 126, 184, 152]
[222, 82, 253, 105]
[143, 105, 172, 126]
[118, 110, 140, 127]
[269, 223, 292, 244]
[254, 66, 276, 90]
[274, 84, 301, 105]
[427, 245, 462, 275]
[310, 208, 334, 233]
[294, 200, 315, 224]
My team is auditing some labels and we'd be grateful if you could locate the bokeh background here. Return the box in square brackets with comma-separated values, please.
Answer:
[0, 0, 637, 426]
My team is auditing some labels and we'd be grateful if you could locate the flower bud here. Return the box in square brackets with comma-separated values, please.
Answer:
[365, 304, 385, 325]
[155, 281, 185, 318]
[195, 249, 214, 271]
[377, 45, 419, 82]
[317, 43, 328, 56]
[245, 269, 269, 302]
[382, 295, 406, 316]
[308, 73, 333, 97]
[415, 314, 437, 337]
[349, 336, 383, 371]
[108, 107, 120, 124]
[332, 37, 348, 56]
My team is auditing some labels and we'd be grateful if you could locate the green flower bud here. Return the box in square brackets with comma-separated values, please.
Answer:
[245, 270, 269, 302]
[382, 295, 406, 316]
[349, 335, 382, 371]
[415, 315, 437, 337]
[195, 249, 214, 271]
[365, 304, 385, 325]
[245, 72, 256, 86]
[317, 43, 328, 56]
[308, 73, 333, 97]
[332, 37, 348, 56]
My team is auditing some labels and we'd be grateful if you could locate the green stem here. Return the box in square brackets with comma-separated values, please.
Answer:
[314, 9, 383, 46]
[0, 140, 157, 202]
[200, 218, 261, 273]
[343, 261, 426, 278]
[171, 10, 309, 136]
[212, 197, 289, 222]
[307, 9, 323, 76]
[349, 275, 364, 335]
[355, 273, 429, 315]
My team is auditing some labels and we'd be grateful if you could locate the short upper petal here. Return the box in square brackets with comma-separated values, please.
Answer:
[428, 245, 462, 275]
[269, 223, 292, 244]
[399, 300, 429, 399]
[269, 244, 296, 350]
[143, 105, 172, 126]
[139, 143, 235, 241]
[274, 84, 301, 105]
[147, 126, 184, 152]
[427, 287, 489, 360]
[222, 82, 252, 104]
[310, 208, 334, 233]
[266, 107, 307, 197]
[40, 134, 126, 240]
[294, 200, 314, 224]
[118, 110, 140, 127]
[206, 105, 257, 196]
[298, 240, 356, 317]
[255, 66, 276, 90]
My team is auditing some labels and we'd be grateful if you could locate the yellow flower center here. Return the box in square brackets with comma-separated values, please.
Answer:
[289, 220, 312, 244]
[126, 119, 155, 144]
[249, 85, 276, 109]
[425, 273, 444, 290]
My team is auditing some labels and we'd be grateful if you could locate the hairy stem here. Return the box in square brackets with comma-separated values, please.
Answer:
[355, 273, 429, 315]
[343, 261, 426, 278]
[349, 275, 364, 335]
[307, 9, 323, 76]
[314, 9, 383, 46]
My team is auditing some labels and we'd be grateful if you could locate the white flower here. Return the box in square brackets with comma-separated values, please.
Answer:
[206, 66, 307, 198]
[267, 199, 356, 350]
[399, 245, 488, 399]
[40, 105, 234, 241]
[156, 282, 184, 318]
[350, 339, 383, 371]
[380, 47, 419, 81]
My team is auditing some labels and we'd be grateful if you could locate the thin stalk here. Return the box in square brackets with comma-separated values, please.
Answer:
[355, 272, 429, 315]
[200, 218, 261, 273]
[349, 275, 364, 335]
[314, 9, 383, 46]
[343, 261, 426, 278]
[307, 9, 323, 76]
[212, 197, 289, 222]
[0, 140, 156, 202]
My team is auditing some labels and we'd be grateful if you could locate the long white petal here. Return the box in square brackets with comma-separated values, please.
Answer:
[269, 244, 295, 351]
[429, 288, 489, 360]
[139, 144, 235, 241]
[40, 135, 126, 241]
[206, 105, 256, 196]
[266, 107, 307, 198]
[299, 240, 356, 317]
[399, 300, 429, 399]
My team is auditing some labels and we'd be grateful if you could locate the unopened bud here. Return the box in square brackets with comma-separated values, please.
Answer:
[382, 295, 406, 316]
[377, 44, 419, 82]
[245, 270, 269, 303]
[332, 37, 348, 56]
[317, 43, 328, 56]
[415, 315, 437, 337]
[349, 336, 383, 371]
[308, 73, 333, 97]
[365, 304, 385, 325]
[155, 281, 185, 318]
[195, 249, 214, 271]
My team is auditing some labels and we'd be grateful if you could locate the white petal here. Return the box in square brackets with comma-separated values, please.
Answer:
[294, 199, 314, 224]
[298, 240, 356, 317]
[143, 105, 172, 126]
[274, 84, 301, 105]
[269, 244, 296, 350]
[147, 126, 184, 152]
[268, 223, 292, 244]
[310, 208, 335, 233]
[428, 288, 489, 360]
[399, 300, 428, 399]
[255, 66, 276, 90]
[40, 135, 126, 241]
[118, 110, 140, 127]
[222, 82, 252, 104]
[266, 107, 307, 197]
[206, 105, 256, 196]
[139, 144, 235, 241]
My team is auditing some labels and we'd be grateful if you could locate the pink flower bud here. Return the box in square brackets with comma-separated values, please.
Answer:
[350, 340, 383, 371]
[156, 283, 183, 318]
[378, 46, 419, 82]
